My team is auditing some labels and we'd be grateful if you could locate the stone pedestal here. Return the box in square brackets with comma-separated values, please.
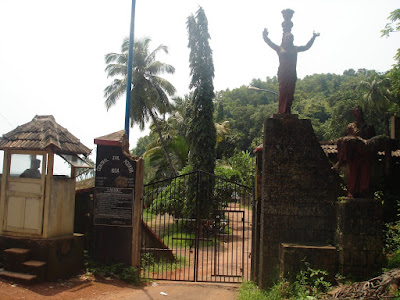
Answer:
[279, 243, 337, 282]
[257, 116, 342, 289]
[336, 198, 383, 279]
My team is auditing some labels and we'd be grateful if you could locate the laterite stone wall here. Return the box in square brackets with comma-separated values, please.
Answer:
[258, 116, 343, 289]
[337, 198, 383, 279]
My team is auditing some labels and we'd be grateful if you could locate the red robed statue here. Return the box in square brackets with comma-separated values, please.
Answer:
[263, 9, 319, 114]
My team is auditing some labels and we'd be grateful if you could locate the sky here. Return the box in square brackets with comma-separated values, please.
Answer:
[0, 0, 399, 161]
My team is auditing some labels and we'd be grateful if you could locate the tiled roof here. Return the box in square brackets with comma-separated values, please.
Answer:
[255, 142, 400, 157]
[94, 130, 126, 146]
[320, 142, 400, 157]
[0, 115, 90, 155]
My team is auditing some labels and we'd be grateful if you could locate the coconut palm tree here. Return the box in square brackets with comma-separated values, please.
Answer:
[104, 37, 177, 175]
[358, 74, 391, 115]
[143, 96, 232, 182]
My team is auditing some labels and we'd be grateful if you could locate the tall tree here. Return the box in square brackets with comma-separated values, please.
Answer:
[104, 37, 178, 175]
[186, 7, 216, 175]
[186, 7, 216, 219]
[382, 9, 400, 103]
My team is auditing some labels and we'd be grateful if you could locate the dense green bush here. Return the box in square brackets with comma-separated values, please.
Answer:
[149, 165, 243, 218]
[238, 262, 331, 300]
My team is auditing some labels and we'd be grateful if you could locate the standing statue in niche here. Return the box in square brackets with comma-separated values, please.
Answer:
[263, 9, 320, 114]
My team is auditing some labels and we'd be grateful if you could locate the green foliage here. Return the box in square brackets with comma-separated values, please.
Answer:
[381, 9, 400, 37]
[83, 251, 140, 285]
[142, 208, 157, 221]
[140, 253, 155, 268]
[238, 263, 331, 300]
[136, 65, 398, 183]
[104, 37, 175, 129]
[238, 281, 269, 300]
[186, 7, 217, 176]
[216, 69, 397, 146]
[149, 165, 240, 218]
[324, 98, 358, 140]
[293, 261, 331, 298]
[148, 172, 194, 218]
[214, 165, 241, 181]
[386, 248, 400, 269]
[385, 220, 400, 256]
[143, 133, 189, 183]
[104, 36, 177, 176]
[227, 150, 255, 187]
[381, 9, 400, 111]
[131, 135, 154, 157]
[383, 191, 400, 268]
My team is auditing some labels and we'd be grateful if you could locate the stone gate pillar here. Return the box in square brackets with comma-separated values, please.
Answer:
[257, 115, 343, 289]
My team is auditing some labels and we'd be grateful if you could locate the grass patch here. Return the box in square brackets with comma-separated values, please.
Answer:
[141, 253, 187, 275]
[238, 281, 269, 300]
[159, 220, 217, 248]
[166, 232, 196, 248]
[142, 208, 157, 221]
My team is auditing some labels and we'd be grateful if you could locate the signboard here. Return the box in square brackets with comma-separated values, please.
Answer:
[94, 187, 133, 226]
[95, 146, 136, 188]
[94, 145, 136, 226]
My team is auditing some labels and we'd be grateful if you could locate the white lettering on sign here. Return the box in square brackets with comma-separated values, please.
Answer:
[96, 158, 109, 171]
[112, 156, 120, 160]
[124, 160, 134, 173]
[111, 168, 120, 174]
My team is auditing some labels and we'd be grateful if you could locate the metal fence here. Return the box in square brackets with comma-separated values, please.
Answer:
[141, 170, 253, 283]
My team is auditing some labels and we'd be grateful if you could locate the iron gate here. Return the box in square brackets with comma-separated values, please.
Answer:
[141, 170, 253, 283]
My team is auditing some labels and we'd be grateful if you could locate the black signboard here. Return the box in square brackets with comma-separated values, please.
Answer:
[94, 145, 136, 226]
[94, 187, 133, 226]
[95, 145, 136, 188]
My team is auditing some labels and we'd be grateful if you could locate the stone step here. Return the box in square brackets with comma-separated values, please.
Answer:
[4, 248, 30, 255]
[0, 270, 37, 283]
[22, 260, 46, 268]
[3, 248, 32, 272]
[22, 260, 47, 282]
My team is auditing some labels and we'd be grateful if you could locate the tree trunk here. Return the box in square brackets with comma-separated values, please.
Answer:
[149, 110, 178, 176]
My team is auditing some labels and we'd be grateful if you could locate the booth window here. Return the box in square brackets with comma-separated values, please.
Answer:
[10, 154, 44, 178]
[53, 153, 93, 178]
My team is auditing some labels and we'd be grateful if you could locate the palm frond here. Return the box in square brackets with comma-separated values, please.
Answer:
[105, 63, 128, 77]
[104, 52, 122, 64]
[147, 61, 175, 76]
[146, 44, 168, 65]
[104, 78, 127, 109]
[121, 37, 130, 53]
[150, 76, 176, 96]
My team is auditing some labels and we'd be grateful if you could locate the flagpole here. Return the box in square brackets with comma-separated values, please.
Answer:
[125, 0, 136, 139]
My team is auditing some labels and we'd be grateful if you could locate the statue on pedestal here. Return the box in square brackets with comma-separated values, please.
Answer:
[336, 106, 376, 198]
[263, 9, 319, 114]
[335, 106, 394, 198]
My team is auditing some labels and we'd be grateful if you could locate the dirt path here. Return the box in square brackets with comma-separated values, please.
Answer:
[0, 276, 239, 300]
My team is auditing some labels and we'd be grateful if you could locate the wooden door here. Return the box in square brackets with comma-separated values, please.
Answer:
[3, 152, 46, 235]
